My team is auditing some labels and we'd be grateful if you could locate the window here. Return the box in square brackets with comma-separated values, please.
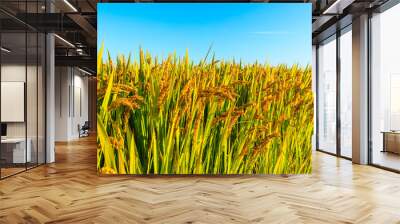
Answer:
[317, 35, 337, 154]
[339, 27, 352, 158]
[370, 2, 400, 171]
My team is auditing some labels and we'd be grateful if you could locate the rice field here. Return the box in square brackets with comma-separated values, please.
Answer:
[97, 46, 313, 175]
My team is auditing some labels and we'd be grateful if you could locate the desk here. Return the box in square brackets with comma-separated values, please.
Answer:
[1, 138, 31, 163]
[382, 131, 400, 154]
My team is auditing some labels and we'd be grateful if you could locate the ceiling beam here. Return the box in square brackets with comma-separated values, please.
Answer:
[55, 55, 96, 71]
[67, 13, 97, 46]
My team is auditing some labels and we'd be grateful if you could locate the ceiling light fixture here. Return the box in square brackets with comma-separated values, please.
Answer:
[322, 0, 354, 15]
[78, 67, 93, 76]
[323, 0, 341, 14]
[63, 0, 78, 12]
[1, 47, 11, 53]
[54, 34, 75, 48]
[76, 48, 85, 56]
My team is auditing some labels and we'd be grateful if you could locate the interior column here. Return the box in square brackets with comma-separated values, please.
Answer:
[352, 14, 369, 164]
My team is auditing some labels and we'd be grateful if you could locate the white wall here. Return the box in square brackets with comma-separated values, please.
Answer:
[55, 67, 89, 141]
[71, 73, 89, 138]
[55, 67, 69, 141]
[1, 64, 26, 81]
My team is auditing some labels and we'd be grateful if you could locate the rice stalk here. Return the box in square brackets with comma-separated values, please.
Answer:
[97, 46, 313, 175]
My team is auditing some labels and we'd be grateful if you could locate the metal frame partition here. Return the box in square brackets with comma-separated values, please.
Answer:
[315, 23, 353, 161]
[0, 0, 48, 180]
[0, 20, 2, 179]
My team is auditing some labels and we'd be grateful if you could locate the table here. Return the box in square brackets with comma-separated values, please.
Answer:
[381, 131, 400, 154]
[1, 138, 31, 164]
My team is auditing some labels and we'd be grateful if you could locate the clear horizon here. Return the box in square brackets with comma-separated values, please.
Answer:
[98, 3, 311, 66]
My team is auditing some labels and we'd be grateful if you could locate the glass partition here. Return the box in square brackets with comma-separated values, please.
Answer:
[27, 30, 38, 169]
[0, 1, 46, 179]
[1, 30, 28, 178]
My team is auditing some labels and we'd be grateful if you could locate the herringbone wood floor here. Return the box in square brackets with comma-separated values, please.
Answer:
[1, 136, 400, 224]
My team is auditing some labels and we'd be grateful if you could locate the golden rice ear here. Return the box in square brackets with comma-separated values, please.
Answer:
[100, 166, 117, 174]
[98, 47, 313, 175]
[97, 42, 104, 74]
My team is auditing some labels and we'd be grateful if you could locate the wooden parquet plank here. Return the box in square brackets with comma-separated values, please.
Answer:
[0, 135, 399, 223]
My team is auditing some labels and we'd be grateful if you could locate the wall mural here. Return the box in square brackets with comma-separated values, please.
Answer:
[97, 3, 313, 174]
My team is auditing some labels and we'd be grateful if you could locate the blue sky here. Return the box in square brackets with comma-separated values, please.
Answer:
[98, 3, 311, 66]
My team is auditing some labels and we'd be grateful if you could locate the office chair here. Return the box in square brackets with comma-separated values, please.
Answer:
[79, 121, 90, 138]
